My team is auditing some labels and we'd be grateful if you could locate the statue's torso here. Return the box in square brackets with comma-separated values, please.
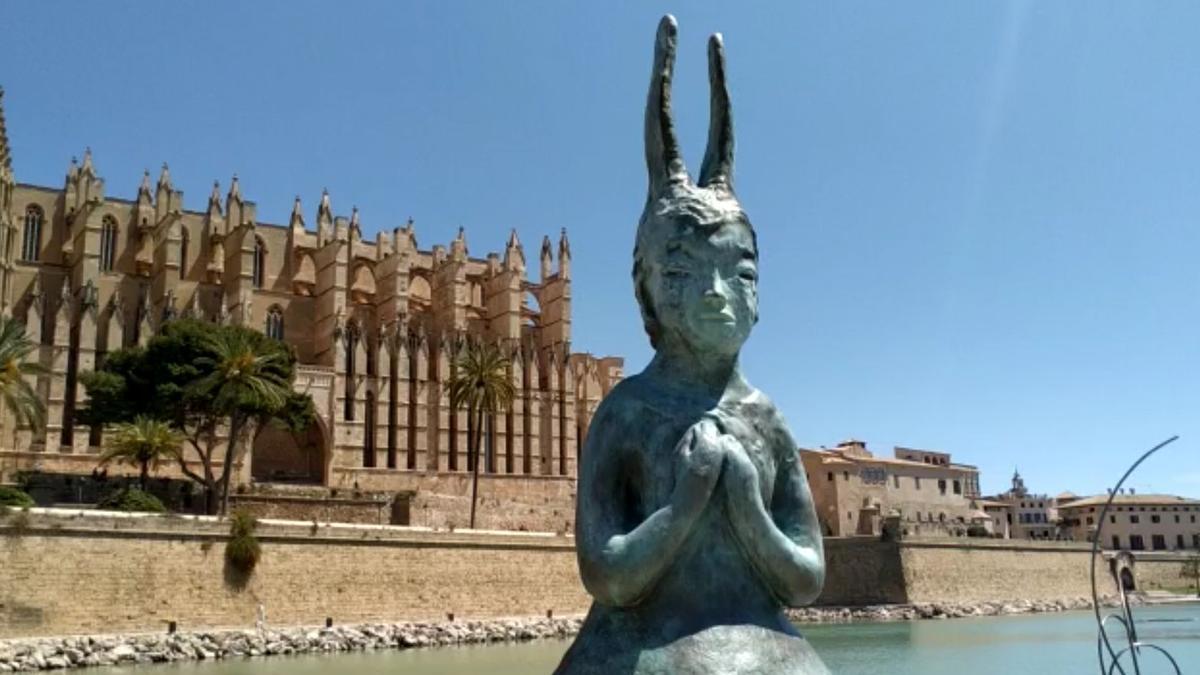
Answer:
[556, 376, 829, 674]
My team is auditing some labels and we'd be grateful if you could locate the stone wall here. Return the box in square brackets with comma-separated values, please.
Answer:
[333, 469, 577, 533]
[0, 510, 586, 640]
[1, 511, 1182, 640]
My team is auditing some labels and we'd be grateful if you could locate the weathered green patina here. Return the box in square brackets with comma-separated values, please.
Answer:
[554, 16, 830, 675]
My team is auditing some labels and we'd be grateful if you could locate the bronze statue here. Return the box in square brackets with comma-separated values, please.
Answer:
[554, 15, 830, 675]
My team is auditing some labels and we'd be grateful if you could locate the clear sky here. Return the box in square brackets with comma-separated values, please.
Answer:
[2, 2, 1196, 497]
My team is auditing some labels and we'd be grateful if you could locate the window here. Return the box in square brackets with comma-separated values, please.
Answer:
[843, 471, 849, 481]
[179, 228, 189, 279]
[21, 205, 43, 262]
[827, 472, 833, 482]
[343, 321, 358, 421]
[1110, 516, 1116, 524]
[1193, 534, 1200, 549]
[363, 390, 376, 467]
[1130, 515, 1140, 524]
[1176, 534, 1185, 549]
[1174, 515, 1180, 524]
[252, 236, 266, 288]
[99, 216, 118, 272]
[914, 477, 921, 490]
[265, 305, 284, 340]
[938, 479, 947, 495]
[953, 480, 962, 495]
[1130, 535, 1144, 550]
[1086, 516, 1093, 525]
[1151, 515, 1160, 524]
[1151, 535, 1166, 551]
[1111, 535, 1120, 549]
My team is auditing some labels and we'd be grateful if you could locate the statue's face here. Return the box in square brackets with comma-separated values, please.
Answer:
[643, 208, 758, 357]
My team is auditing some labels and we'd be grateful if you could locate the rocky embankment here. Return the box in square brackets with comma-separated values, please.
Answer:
[789, 596, 1119, 623]
[0, 598, 1118, 671]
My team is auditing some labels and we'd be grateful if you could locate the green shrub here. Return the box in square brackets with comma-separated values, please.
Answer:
[0, 485, 35, 508]
[97, 487, 167, 513]
[225, 510, 261, 577]
[966, 525, 990, 538]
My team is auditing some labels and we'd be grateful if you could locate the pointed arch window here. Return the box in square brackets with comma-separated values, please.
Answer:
[252, 236, 266, 288]
[179, 228, 190, 280]
[265, 305, 285, 341]
[343, 321, 359, 421]
[99, 216, 118, 272]
[21, 205, 43, 262]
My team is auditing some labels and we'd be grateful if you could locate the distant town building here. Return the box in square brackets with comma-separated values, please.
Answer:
[1058, 492, 1200, 552]
[984, 470, 1059, 540]
[800, 440, 980, 537]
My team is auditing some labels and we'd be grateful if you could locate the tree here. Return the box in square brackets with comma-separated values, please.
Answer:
[0, 316, 47, 436]
[448, 342, 514, 529]
[1182, 554, 1200, 597]
[79, 319, 315, 515]
[191, 327, 293, 516]
[98, 416, 182, 491]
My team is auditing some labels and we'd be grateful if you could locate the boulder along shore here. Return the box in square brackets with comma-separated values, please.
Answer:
[0, 597, 1121, 671]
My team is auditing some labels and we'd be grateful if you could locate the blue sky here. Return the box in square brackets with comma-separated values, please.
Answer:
[2, 2, 1196, 497]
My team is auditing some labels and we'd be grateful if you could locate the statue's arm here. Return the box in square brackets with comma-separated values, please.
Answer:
[575, 399, 719, 608]
[723, 422, 825, 607]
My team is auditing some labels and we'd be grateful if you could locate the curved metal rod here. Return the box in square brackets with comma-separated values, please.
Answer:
[1134, 644, 1183, 675]
[1090, 435, 1179, 675]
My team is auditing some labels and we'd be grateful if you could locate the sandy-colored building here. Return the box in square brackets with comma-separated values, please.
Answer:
[0, 89, 622, 529]
[799, 440, 981, 537]
[1058, 492, 1200, 552]
[982, 470, 1060, 539]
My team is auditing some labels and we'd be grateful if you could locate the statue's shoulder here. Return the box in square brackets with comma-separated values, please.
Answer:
[740, 386, 800, 456]
[593, 373, 661, 421]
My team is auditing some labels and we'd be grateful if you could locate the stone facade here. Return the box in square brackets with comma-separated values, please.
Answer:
[0, 89, 623, 530]
[800, 440, 981, 537]
[1058, 492, 1200, 552]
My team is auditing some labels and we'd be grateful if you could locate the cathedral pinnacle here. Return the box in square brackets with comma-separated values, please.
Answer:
[138, 169, 152, 198]
[157, 162, 172, 190]
[559, 227, 571, 259]
[81, 147, 94, 174]
[208, 180, 222, 213]
[227, 174, 242, 202]
[0, 86, 11, 171]
[318, 188, 333, 222]
[289, 196, 304, 228]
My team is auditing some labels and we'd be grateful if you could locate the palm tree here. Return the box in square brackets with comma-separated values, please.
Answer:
[448, 342, 515, 529]
[0, 316, 47, 437]
[99, 416, 182, 490]
[191, 329, 291, 516]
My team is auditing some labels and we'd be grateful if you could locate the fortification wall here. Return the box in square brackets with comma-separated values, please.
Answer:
[0, 510, 586, 639]
[899, 539, 1120, 604]
[1, 512, 1180, 640]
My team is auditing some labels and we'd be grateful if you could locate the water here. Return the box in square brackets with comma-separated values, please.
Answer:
[96, 605, 1200, 675]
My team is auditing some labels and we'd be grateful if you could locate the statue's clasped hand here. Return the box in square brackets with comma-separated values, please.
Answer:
[673, 415, 762, 519]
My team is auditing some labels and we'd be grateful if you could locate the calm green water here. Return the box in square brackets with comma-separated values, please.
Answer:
[97, 605, 1199, 675]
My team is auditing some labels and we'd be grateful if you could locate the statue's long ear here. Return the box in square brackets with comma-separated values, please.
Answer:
[698, 33, 734, 192]
[646, 15, 689, 195]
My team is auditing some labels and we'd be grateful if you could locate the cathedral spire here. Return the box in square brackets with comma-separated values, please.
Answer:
[0, 86, 11, 172]
[156, 162, 172, 191]
[137, 169, 152, 201]
[540, 234, 553, 280]
[504, 228, 525, 272]
[289, 195, 304, 229]
[558, 227, 571, 279]
[81, 147, 95, 175]
[207, 180, 222, 214]
[227, 174, 242, 204]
